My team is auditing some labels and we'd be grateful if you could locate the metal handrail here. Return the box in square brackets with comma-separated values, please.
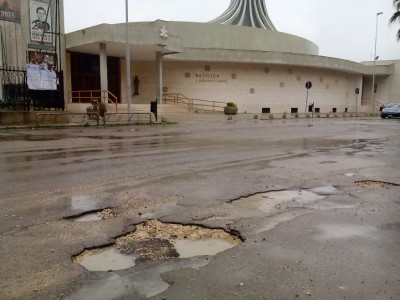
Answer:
[103, 112, 152, 125]
[162, 93, 227, 112]
[68, 90, 118, 112]
[36, 112, 99, 126]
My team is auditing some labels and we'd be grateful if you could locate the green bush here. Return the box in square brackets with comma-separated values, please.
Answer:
[226, 102, 237, 108]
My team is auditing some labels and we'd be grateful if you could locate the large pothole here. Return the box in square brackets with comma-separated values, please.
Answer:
[74, 220, 242, 271]
[355, 180, 399, 189]
[232, 187, 338, 214]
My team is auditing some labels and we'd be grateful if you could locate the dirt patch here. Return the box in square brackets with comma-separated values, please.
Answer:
[117, 238, 179, 262]
[115, 220, 242, 261]
[100, 208, 117, 219]
[355, 180, 398, 189]
[381, 223, 400, 231]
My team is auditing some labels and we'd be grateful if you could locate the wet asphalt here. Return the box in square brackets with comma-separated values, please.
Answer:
[0, 116, 399, 300]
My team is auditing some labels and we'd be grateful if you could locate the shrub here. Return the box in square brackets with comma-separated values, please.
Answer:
[226, 102, 237, 108]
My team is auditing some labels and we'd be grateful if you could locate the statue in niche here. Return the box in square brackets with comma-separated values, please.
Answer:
[133, 76, 140, 95]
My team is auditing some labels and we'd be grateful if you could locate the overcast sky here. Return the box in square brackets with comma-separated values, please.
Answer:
[64, 0, 400, 62]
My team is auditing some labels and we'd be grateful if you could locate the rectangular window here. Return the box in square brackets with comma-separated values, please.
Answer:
[291, 108, 298, 114]
[262, 108, 271, 114]
[332, 108, 337, 113]
[315, 108, 320, 113]
[345, 108, 348, 113]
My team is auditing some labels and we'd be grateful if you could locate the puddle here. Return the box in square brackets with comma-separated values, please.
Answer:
[311, 201, 357, 210]
[0, 134, 66, 142]
[74, 220, 241, 272]
[317, 224, 378, 240]
[344, 173, 355, 177]
[355, 180, 399, 189]
[233, 189, 326, 215]
[116, 220, 242, 261]
[71, 196, 102, 211]
[74, 213, 103, 222]
[75, 247, 137, 271]
[173, 239, 237, 258]
[66, 258, 209, 300]
[309, 186, 338, 195]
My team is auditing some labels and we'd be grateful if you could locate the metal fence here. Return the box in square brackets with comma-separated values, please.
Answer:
[0, 68, 64, 111]
[35, 112, 153, 127]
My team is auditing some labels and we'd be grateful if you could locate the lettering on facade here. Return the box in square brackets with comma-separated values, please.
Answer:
[192, 72, 228, 84]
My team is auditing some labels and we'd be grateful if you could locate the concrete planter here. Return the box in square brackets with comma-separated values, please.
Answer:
[224, 107, 238, 115]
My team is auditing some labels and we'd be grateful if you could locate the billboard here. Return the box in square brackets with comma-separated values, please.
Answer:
[0, 0, 21, 23]
[30, 0, 52, 43]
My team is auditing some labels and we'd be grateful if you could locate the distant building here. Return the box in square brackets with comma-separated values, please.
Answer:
[1, 0, 399, 114]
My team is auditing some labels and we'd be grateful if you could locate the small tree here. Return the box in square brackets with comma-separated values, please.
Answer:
[390, 0, 400, 40]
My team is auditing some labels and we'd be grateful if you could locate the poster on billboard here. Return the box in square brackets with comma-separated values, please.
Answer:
[30, 0, 52, 44]
[0, 0, 21, 23]
[29, 51, 56, 70]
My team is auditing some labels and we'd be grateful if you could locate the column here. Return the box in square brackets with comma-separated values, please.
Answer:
[156, 51, 163, 104]
[99, 43, 108, 92]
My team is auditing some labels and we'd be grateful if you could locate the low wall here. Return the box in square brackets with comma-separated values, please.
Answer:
[0, 112, 37, 125]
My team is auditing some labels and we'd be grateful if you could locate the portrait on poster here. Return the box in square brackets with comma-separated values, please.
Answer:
[30, 0, 52, 43]
[0, 0, 21, 23]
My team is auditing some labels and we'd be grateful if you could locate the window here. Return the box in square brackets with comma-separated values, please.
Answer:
[262, 108, 271, 114]
[315, 108, 320, 113]
[332, 108, 337, 113]
[291, 108, 298, 113]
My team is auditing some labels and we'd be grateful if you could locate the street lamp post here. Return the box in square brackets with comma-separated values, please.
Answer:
[125, 0, 131, 114]
[371, 12, 383, 115]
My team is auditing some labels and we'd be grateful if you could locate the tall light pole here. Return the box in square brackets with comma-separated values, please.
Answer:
[125, 0, 131, 114]
[371, 12, 383, 115]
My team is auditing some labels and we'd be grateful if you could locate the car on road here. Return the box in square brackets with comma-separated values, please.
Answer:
[381, 103, 400, 118]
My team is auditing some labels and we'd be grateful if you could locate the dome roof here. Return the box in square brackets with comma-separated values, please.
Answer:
[209, 0, 276, 30]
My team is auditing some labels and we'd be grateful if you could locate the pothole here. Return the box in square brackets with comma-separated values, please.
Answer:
[116, 220, 242, 261]
[69, 208, 117, 222]
[74, 220, 242, 271]
[355, 180, 399, 189]
[74, 247, 137, 271]
[232, 188, 335, 214]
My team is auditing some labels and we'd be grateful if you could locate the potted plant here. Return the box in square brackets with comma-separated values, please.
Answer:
[98, 101, 107, 117]
[224, 102, 238, 115]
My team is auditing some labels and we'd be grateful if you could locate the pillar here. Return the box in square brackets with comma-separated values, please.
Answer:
[99, 43, 108, 92]
[156, 51, 163, 104]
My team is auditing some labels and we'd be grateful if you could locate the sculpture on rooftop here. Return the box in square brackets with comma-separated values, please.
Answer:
[209, 0, 276, 30]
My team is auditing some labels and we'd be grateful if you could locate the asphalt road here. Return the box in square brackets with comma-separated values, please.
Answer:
[0, 117, 399, 300]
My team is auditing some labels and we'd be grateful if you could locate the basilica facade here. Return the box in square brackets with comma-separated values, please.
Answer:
[1, 0, 399, 115]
